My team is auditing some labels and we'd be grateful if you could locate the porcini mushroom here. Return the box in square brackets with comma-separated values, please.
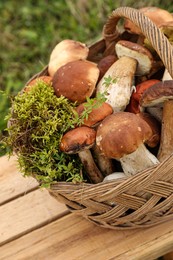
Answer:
[96, 40, 153, 112]
[96, 112, 159, 176]
[76, 101, 113, 127]
[24, 76, 52, 92]
[115, 40, 153, 76]
[96, 56, 137, 112]
[126, 79, 160, 113]
[97, 55, 117, 81]
[60, 126, 103, 183]
[52, 60, 99, 104]
[48, 39, 89, 77]
[140, 80, 173, 161]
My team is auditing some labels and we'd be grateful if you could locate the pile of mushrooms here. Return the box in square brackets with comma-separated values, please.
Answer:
[27, 6, 173, 184]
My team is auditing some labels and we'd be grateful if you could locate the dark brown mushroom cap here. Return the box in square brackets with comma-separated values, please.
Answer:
[76, 101, 113, 127]
[140, 80, 173, 107]
[136, 112, 161, 147]
[52, 60, 99, 104]
[60, 126, 96, 154]
[96, 112, 152, 159]
[97, 55, 117, 80]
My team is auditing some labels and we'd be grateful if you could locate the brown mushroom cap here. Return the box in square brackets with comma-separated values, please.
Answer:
[97, 55, 117, 80]
[52, 60, 99, 104]
[60, 126, 96, 154]
[136, 112, 160, 148]
[24, 76, 52, 92]
[124, 7, 173, 35]
[96, 112, 152, 159]
[140, 80, 173, 107]
[76, 101, 113, 127]
[48, 39, 89, 77]
[115, 40, 153, 75]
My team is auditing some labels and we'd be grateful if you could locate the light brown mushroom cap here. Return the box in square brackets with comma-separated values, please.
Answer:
[48, 39, 89, 77]
[124, 7, 173, 35]
[52, 60, 99, 104]
[24, 76, 52, 92]
[115, 40, 153, 76]
[140, 80, 173, 107]
[60, 126, 96, 154]
[76, 101, 113, 127]
[96, 112, 152, 159]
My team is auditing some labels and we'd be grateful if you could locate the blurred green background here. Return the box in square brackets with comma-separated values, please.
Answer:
[0, 0, 173, 155]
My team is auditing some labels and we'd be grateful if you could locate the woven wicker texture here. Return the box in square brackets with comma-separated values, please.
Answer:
[29, 7, 173, 229]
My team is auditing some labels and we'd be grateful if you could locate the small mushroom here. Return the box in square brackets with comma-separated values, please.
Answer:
[24, 76, 52, 92]
[92, 144, 115, 177]
[76, 101, 113, 127]
[140, 80, 173, 161]
[60, 126, 103, 183]
[96, 112, 159, 176]
[48, 39, 89, 76]
[52, 60, 99, 104]
[126, 79, 160, 113]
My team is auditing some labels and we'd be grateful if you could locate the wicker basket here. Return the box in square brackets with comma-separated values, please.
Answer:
[28, 7, 173, 229]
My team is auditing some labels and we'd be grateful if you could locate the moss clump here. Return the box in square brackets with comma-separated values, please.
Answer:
[5, 81, 83, 186]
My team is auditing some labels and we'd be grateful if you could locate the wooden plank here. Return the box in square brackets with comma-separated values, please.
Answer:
[0, 156, 38, 205]
[0, 189, 69, 246]
[1, 212, 173, 260]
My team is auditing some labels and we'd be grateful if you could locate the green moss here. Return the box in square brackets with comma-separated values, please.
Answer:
[5, 81, 83, 186]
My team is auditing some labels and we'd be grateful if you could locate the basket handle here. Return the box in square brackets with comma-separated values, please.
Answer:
[103, 7, 173, 78]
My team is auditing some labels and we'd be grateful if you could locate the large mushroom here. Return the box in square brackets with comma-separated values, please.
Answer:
[96, 55, 136, 112]
[140, 80, 173, 162]
[60, 126, 103, 183]
[48, 39, 89, 77]
[52, 60, 99, 104]
[96, 40, 153, 112]
[96, 112, 159, 176]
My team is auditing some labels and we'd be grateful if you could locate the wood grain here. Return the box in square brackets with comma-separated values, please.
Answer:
[1, 212, 173, 260]
[0, 188, 69, 246]
[0, 156, 38, 205]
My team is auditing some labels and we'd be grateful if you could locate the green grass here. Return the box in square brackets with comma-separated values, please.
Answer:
[0, 0, 172, 155]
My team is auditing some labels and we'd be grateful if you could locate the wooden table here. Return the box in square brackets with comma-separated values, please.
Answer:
[1, 155, 173, 260]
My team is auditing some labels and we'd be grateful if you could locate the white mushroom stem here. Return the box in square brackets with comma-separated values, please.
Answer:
[120, 143, 159, 176]
[162, 68, 172, 81]
[92, 145, 115, 176]
[96, 56, 137, 112]
[103, 172, 126, 182]
[78, 150, 103, 183]
[157, 100, 173, 162]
